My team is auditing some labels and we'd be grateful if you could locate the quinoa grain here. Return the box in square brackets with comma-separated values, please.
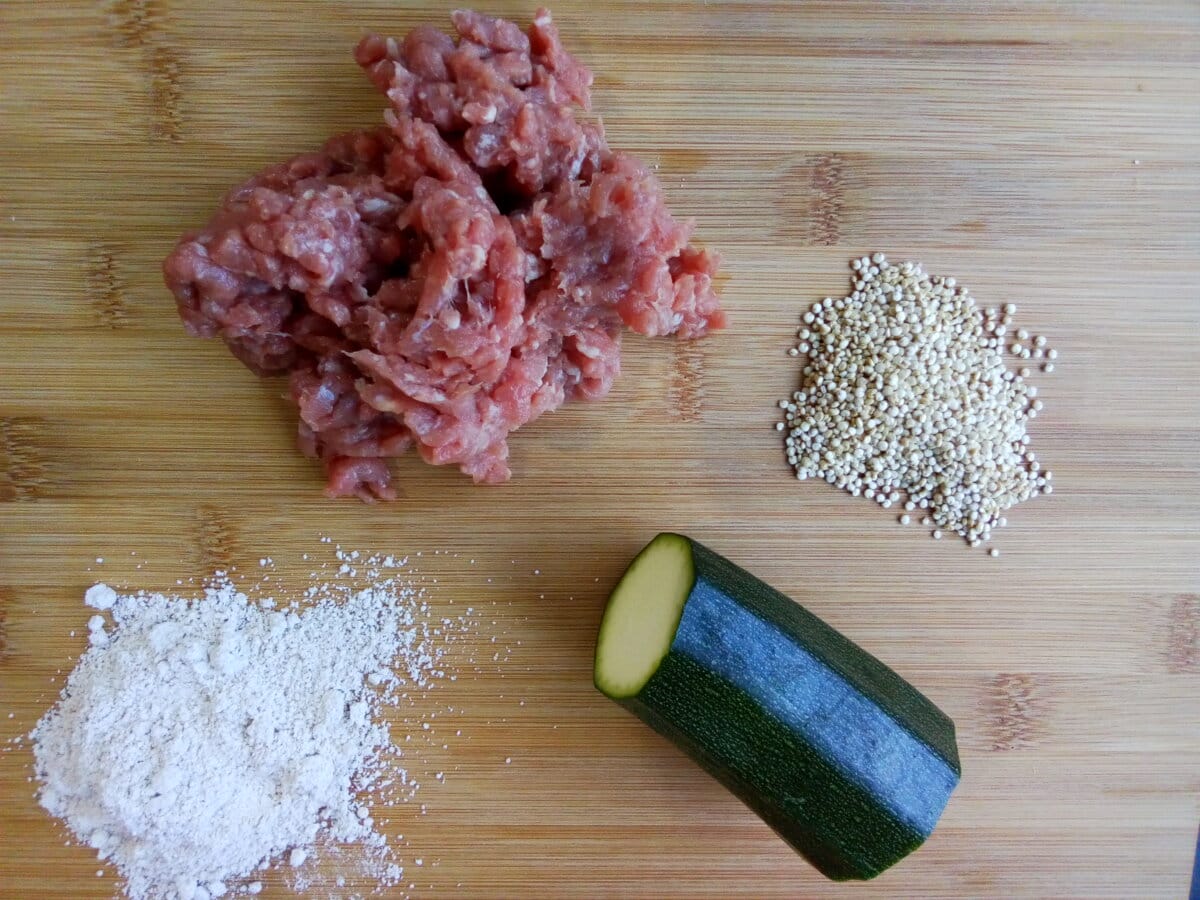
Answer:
[779, 254, 1057, 548]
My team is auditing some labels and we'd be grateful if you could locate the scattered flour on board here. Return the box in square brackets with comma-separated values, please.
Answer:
[29, 549, 472, 900]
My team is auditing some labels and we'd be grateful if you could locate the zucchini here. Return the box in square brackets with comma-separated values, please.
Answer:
[594, 533, 960, 880]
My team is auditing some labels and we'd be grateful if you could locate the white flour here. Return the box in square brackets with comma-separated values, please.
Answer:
[31, 558, 449, 900]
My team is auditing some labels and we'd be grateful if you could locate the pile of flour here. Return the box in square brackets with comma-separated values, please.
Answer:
[31, 564, 445, 899]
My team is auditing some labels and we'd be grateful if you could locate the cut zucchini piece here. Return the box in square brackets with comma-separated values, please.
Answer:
[594, 533, 961, 881]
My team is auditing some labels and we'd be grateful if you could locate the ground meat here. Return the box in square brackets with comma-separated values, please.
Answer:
[164, 7, 725, 500]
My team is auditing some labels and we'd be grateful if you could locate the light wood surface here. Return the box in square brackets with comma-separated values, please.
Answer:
[2, 1, 1198, 897]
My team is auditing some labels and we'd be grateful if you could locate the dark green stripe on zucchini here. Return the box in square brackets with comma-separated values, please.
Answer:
[686, 537, 961, 774]
[594, 533, 960, 880]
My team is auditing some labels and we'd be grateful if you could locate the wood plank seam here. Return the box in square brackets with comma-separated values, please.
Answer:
[668, 341, 706, 423]
[983, 672, 1046, 752]
[108, 0, 184, 143]
[1166, 594, 1198, 674]
[86, 244, 130, 329]
[0, 418, 49, 502]
[777, 153, 846, 246]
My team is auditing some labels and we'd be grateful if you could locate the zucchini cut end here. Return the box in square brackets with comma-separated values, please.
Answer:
[594, 533, 695, 699]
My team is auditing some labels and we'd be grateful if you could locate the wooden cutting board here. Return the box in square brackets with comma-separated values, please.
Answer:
[1, 1, 1197, 897]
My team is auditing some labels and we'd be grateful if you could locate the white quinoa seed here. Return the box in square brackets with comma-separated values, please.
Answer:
[777, 254, 1055, 548]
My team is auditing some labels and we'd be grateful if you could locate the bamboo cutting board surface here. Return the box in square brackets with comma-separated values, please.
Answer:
[1, 1, 1198, 897]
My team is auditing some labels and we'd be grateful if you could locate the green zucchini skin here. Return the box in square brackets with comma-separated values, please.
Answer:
[603, 534, 961, 881]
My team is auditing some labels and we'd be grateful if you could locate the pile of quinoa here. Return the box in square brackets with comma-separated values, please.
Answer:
[778, 253, 1057, 552]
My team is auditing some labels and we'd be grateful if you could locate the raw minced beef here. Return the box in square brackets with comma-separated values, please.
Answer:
[164, 7, 725, 499]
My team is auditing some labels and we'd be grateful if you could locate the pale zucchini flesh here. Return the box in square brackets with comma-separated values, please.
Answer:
[594, 533, 694, 699]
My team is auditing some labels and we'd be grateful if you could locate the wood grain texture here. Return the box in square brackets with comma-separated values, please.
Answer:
[1, 1, 1198, 897]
